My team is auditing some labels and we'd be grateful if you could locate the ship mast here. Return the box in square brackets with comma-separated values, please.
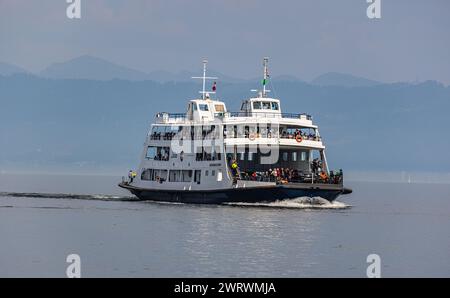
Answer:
[252, 57, 271, 98]
[192, 59, 218, 100]
[262, 57, 269, 97]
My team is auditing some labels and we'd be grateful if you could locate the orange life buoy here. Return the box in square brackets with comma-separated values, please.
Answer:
[295, 135, 303, 143]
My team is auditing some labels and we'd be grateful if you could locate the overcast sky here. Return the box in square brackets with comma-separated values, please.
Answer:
[1, 0, 449, 83]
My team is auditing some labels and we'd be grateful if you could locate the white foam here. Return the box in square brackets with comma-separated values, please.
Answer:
[225, 197, 351, 209]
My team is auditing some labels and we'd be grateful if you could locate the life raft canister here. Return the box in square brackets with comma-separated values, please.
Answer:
[295, 134, 303, 143]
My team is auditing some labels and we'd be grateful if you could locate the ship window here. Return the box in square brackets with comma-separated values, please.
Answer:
[217, 170, 223, 182]
[271, 102, 279, 110]
[194, 170, 201, 184]
[248, 152, 254, 161]
[205, 170, 209, 176]
[159, 170, 168, 181]
[262, 102, 271, 110]
[141, 169, 152, 181]
[169, 170, 178, 182]
[142, 169, 169, 182]
[154, 147, 170, 161]
[253, 101, 262, 110]
[168, 170, 191, 182]
[146, 147, 157, 159]
[292, 152, 298, 162]
[215, 104, 225, 112]
[199, 104, 209, 111]
[146, 146, 170, 160]
[193, 103, 198, 111]
[212, 170, 216, 177]
[239, 152, 245, 161]
[282, 152, 288, 161]
[301, 151, 307, 161]
[182, 170, 192, 182]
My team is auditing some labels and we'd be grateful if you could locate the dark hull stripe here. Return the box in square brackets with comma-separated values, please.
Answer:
[119, 183, 349, 204]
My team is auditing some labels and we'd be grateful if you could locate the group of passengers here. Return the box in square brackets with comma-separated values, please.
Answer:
[281, 129, 320, 141]
[242, 168, 343, 184]
[242, 168, 302, 183]
[150, 131, 177, 141]
[154, 152, 169, 161]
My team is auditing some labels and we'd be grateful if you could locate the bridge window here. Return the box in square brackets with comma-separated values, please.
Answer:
[271, 102, 279, 110]
[199, 104, 209, 111]
[215, 104, 225, 112]
[253, 101, 262, 109]
[262, 102, 271, 110]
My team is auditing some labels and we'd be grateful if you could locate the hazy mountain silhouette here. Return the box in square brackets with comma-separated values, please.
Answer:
[39, 55, 244, 83]
[312, 72, 382, 87]
[4, 56, 390, 87]
[0, 62, 28, 76]
[40, 55, 151, 81]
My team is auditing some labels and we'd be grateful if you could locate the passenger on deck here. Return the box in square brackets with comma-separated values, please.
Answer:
[128, 170, 137, 183]
[231, 160, 239, 177]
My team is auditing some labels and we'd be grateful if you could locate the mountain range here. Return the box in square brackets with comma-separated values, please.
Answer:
[1, 55, 389, 87]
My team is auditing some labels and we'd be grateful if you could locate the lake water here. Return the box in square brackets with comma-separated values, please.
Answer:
[0, 173, 449, 277]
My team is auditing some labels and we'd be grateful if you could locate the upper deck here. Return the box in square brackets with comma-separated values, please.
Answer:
[154, 97, 315, 128]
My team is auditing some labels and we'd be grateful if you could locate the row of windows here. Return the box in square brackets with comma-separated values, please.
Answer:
[141, 169, 223, 183]
[146, 146, 223, 162]
[237, 151, 309, 162]
[241, 101, 279, 111]
[190, 103, 225, 113]
[253, 101, 279, 111]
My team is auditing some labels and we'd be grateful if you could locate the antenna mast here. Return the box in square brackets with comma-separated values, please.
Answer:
[192, 59, 218, 100]
[263, 57, 269, 97]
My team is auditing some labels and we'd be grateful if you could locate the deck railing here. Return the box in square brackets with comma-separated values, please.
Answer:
[155, 112, 312, 123]
[237, 171, 343, 185]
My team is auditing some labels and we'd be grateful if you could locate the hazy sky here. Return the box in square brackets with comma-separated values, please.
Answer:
[1, 0, 449, 83]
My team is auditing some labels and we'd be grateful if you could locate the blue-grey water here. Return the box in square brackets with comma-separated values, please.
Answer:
[0, 173, 449, 277]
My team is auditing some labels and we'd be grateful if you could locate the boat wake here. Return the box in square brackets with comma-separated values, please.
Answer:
[0, 192, 136, 202]
[225, 197, 351, 209]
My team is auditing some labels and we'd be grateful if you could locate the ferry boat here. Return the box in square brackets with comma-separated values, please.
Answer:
[119, 58, 352, 204]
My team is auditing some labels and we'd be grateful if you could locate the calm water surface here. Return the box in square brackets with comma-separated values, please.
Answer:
[0, 173, 449, 277]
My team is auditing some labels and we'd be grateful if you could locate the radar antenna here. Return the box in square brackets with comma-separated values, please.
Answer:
[192, 59, 218, 100]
